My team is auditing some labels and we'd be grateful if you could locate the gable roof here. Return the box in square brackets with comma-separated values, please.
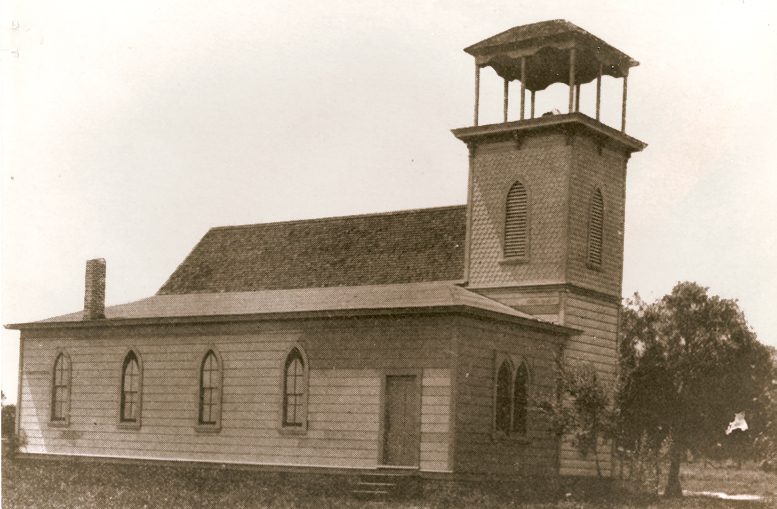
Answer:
[14, 281, 576, 336]
[158, 205, 467, 295]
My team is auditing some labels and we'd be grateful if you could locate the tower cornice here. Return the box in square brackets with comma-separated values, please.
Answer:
[452, 112, 646, 155]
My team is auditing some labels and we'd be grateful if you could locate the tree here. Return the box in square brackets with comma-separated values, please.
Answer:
[540, 362, 615, 477]
[752, 345, 777, 471]
[618, 282, 774, 497]
[1, 390, 15, 437]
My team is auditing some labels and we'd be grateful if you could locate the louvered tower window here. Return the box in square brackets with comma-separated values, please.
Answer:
[504, 181, 528, 259]
[588, 189, 604, 266]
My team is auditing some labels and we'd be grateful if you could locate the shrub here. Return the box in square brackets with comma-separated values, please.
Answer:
[2, 403, 15, 437]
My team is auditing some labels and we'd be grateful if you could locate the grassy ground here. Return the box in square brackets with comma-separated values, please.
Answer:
[2, 453, 775, 509]
[680, 462, 776, 500]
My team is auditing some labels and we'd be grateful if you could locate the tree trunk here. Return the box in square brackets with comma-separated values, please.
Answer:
[664, 441, 684, 497]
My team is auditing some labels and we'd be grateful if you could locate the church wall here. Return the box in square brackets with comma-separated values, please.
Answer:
[451, 316, 562, 477]
[17, 315, 453, 472]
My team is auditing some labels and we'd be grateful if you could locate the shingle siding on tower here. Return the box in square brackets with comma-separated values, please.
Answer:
[566, 136, 628, 296]
[467, 133, 572, 288]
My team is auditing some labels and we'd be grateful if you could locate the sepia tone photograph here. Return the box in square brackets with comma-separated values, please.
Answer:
[2, 0, 776, 507]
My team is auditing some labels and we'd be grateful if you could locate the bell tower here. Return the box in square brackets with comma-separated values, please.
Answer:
[453, 20, 646, 476]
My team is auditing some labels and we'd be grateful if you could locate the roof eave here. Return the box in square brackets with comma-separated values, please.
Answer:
[6, 304, 579, 336]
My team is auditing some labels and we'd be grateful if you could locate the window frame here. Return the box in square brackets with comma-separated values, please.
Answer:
[195, 347, 223, 433]
[278, 344, 309, 435]
[501, 179, 530, 264]
[49, 350, 72, 427]
[117, 348, 143, 430]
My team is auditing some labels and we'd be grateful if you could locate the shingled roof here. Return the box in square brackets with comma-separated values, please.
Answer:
[158, 205, 467, 295]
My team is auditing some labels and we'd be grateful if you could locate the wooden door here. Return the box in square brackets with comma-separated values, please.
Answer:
[383, 375, 420, 467]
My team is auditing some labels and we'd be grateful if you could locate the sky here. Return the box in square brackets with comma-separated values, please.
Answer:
[1, 0, 776, 402]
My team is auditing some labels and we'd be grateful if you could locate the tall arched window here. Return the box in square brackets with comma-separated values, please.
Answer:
[120, 350, 142, 427]
[494, 355, 531, 438]
[504, 181, 528, 259]
[50, 352, 71, 425]
[512, 362, 528, 435]
[588, 189, 604, 267]
[495, 361, 512, 434]
[282, 347, 307, 429]
[199, 350, 221, 428]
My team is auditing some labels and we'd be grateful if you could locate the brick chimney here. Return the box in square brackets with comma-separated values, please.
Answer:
[83, 258, 106, 320]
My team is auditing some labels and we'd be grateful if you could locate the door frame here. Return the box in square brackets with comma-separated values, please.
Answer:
[378, 369, 423, 467]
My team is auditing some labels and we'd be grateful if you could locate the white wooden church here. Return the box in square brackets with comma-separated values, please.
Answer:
[9, 20, 646, 482]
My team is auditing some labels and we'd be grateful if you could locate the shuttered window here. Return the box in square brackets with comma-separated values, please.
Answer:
[504, 181, 528, 259]
[588, 189, 604, 266]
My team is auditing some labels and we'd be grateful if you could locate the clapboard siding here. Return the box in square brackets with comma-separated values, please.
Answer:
[420, 368, 452, 471]
[559, 442, 612, 477]
[18, 315, 454, 471]
[557, 293, 619, 476]
[563, 294, 619, 377]
[452, 316, 561, 477]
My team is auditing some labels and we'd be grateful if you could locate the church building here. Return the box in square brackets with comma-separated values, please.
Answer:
[9, 20, 646, 481]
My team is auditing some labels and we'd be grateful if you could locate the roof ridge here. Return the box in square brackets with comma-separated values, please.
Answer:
[207, 204, 467, 232]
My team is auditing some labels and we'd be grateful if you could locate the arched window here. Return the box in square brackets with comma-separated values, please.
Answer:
[120, 350, 142, 427]
[199, 350, 221, 427]
[494, 355, 531, 438]
[512, 362, 528, 435]
[50, 352, 71, 425]
[588, 189, 604, 267]
[504, 181, 528, 259]
[283, 347, 307, 428]
[495, 361, 512, 434]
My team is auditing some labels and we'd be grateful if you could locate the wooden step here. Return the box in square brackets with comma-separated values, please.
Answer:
[351, 472, 420, 499]
[353, 490, 390, 496]
[358, 482, 395, 488]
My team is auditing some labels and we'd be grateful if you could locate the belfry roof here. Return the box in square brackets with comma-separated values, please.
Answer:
[464, 20, 639, 91]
